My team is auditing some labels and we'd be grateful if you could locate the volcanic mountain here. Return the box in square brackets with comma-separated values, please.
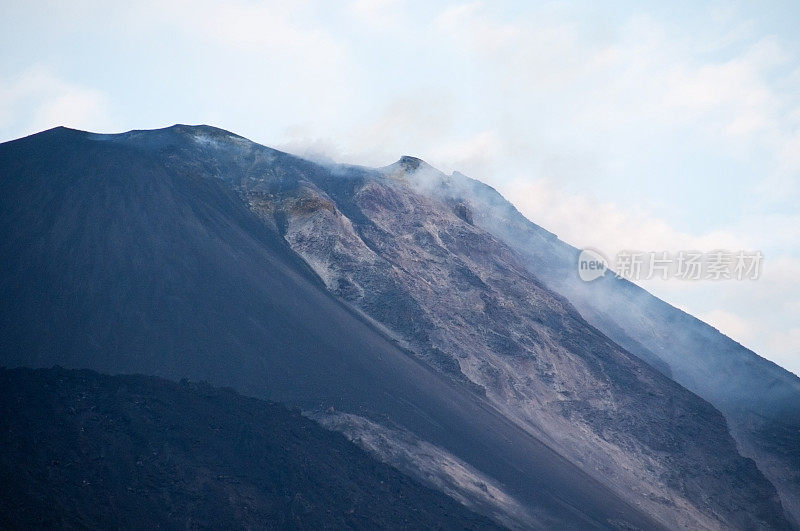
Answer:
[0, 125, 796, 529]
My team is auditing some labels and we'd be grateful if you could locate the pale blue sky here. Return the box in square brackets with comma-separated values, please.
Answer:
[1, 0, 799, 374]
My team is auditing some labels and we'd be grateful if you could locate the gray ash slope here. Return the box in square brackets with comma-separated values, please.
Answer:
[0, 124, 791, 529]
[0, 366, 500, 530]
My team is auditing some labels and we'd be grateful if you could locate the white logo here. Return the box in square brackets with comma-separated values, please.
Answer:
[577, 248, 609, 282]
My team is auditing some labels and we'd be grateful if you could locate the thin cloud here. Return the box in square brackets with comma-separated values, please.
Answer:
[0, 65, 114, 140]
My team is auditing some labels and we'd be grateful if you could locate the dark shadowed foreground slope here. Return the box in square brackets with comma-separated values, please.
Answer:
[0, 127, 665, 528]
[0, 366, 499, 530]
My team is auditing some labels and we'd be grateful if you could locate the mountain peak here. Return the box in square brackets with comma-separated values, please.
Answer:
[164, 123, 242, 138]
[397, 155, 425, 171]
[381, 155, 444, 180]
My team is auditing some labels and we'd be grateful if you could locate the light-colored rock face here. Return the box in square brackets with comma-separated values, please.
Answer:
[414, 165, 800, 528]
[235, 159, 784, 529]
[132, 127, 788, 528]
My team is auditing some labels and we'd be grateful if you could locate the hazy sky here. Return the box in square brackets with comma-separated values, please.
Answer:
[1, 0, 799, 375]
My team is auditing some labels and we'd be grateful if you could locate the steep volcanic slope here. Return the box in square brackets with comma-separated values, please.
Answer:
[0, 126, 666, 529]
[404, 162, 800, 526]
[224, 146, 789, 528]
[0, 366, 500, 530]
